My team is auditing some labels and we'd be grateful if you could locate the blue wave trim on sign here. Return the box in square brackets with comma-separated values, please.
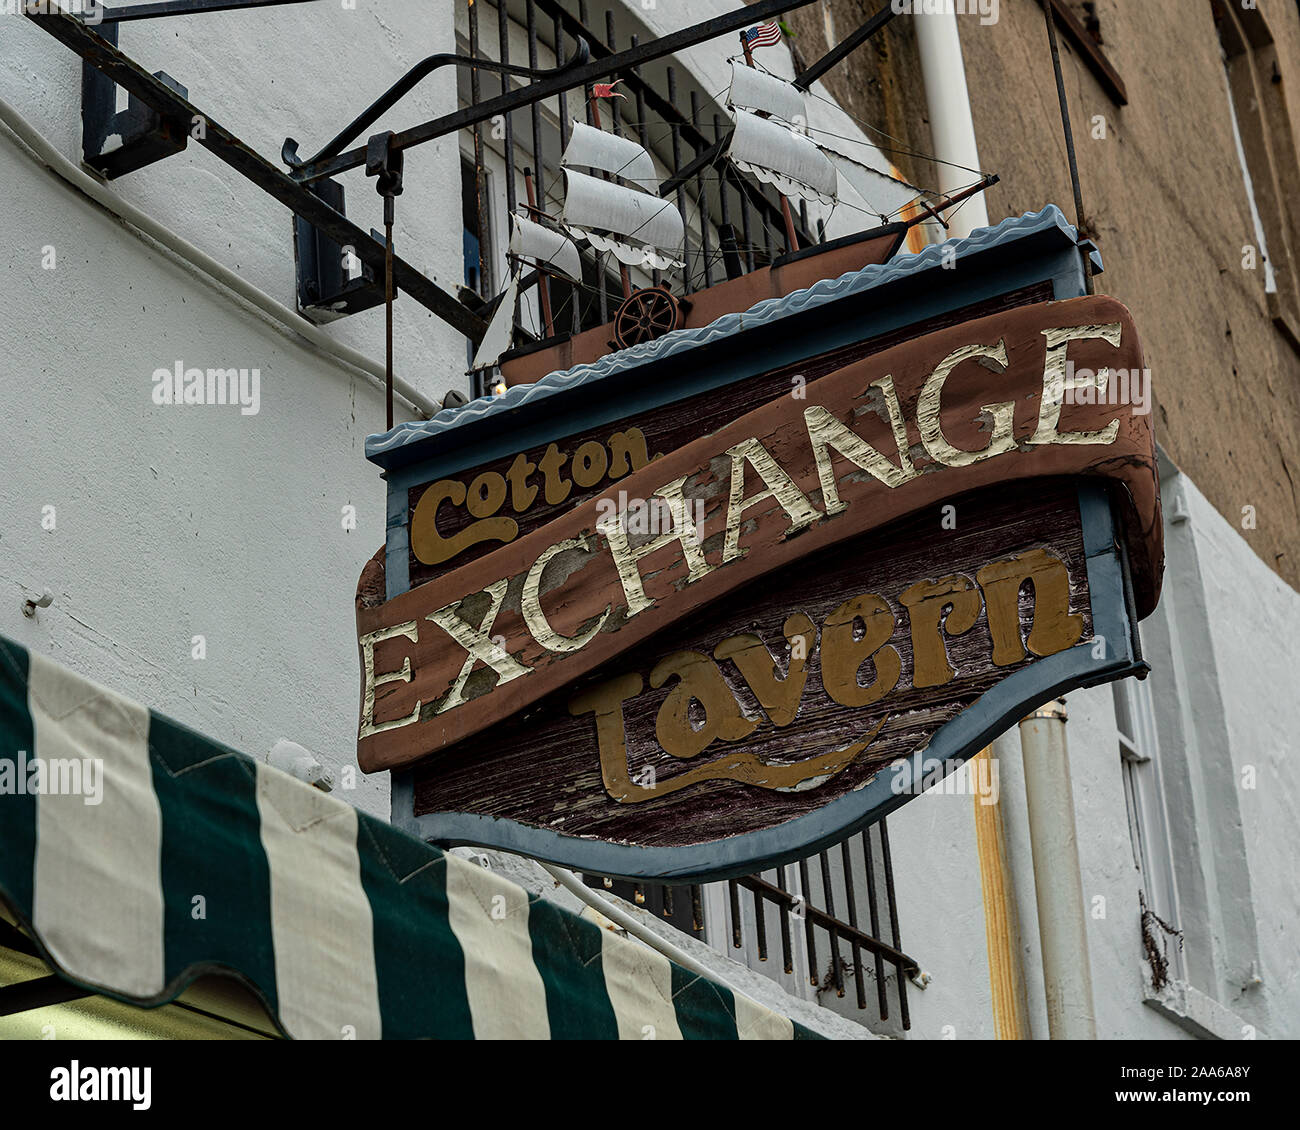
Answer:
[366, 206, 1089, 464]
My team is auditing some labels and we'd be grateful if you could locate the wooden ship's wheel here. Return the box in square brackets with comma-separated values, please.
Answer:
[612, 286, 683, 349]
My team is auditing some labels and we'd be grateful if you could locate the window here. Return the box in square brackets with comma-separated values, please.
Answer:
[1046, 0, 1128, 106]
[1220, 46, 1277, 296]
[1213, 0, 1300, 350]
[1113, 676, 1184, 988]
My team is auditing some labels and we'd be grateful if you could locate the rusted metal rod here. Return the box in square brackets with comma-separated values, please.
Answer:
[734, 873, 921, 978]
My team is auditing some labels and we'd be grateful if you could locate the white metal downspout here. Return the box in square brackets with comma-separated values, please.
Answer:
[1018, 700, 1098, 1039]
[914, 10, 1096, 1037]
[912, 9, 990, 238]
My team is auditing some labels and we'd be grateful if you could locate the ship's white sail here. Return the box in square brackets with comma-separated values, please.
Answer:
[727, 109, 837, 206]
[470, 272, 520, 372]
[471, 214, 583, 372]
[725, 59, 806, 127]
[823, 148, 923, 224]
[508, 212, 582, 284]
[471, 74, 928, 377]
[561, 168, 684, 270]
[723, 64, 925, 220]
[561, 121, 660, 194]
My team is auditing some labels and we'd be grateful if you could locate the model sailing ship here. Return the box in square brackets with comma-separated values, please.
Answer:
[474, 54, 994, 386]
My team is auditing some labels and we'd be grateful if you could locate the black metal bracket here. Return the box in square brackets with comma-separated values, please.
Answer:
[292, 179, 385, 322]
[97, 0, 325, 21]
[0, 918, 94, 1017]
[28, 5, 488, 341]
[0, 974, 94, 1017]
[364, 131, 404, 214]
[81, 21, 189, 178]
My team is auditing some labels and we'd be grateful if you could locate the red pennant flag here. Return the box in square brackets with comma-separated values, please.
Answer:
[592, 80, 626, 99]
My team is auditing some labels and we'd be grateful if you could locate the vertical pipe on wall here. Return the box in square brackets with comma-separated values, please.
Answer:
[1018, 699, 1097, 1039]
[911, 7, 989, 238]
[496, 0, 517, 218]
[972, 745, 1031, 1039]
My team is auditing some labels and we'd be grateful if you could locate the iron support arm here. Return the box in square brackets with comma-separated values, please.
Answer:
[283, 40, 593, 175]
[25, 4, 488, 341]
[291, 0, 824, 184]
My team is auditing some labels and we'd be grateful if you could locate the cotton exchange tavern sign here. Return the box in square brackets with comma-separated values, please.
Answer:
[355, 295, 1163, 881]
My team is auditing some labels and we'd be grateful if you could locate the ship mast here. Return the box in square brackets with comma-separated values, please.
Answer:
[739, 29, 800, 253]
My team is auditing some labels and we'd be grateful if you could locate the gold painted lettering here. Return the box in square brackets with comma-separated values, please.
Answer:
[466, 471, 507, 518]
[650, 650, 757, 758]
[1027, 323, 1124, 446]
[410, 479, 517, 566]
[805, 377, 917, 516]
[506, 453, 538, 511]
[898, 574, 982, 688]
[521, 535, 612, 653]
[607, 428, 650, 477]
[917, 340, 1016, 468]
[598, 476, 714, 617]
[538, 443, 573, 505]
[722, 437, 821, 563]
[427, 577, 531, 714]
[571, 440, 610, 489]
[713, 613, 815, 727]
[821, 594, 901, 707]
[568, 674, 650, 803]
[976, 548, 1084, 665]
[358, 621, 421, 739]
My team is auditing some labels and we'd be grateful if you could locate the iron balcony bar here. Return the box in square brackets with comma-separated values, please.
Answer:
[793, 3, 898, 92]
[734, 873, 921, 978]
[292, 0, 826, 184]
[98, 0, 324, 21]
[25, 4, 488, 341]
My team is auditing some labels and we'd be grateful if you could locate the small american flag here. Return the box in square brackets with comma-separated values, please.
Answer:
[743, 21, 783, 50]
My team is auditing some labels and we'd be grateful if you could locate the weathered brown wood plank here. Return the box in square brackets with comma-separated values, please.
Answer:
[411, 481, 1092, 849]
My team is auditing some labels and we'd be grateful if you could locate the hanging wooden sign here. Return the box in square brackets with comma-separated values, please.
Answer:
[356, 233, 1163, 879]
[392, 478, 1131, 879]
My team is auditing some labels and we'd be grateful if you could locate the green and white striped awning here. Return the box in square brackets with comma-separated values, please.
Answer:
[0, 636, 815, 1040]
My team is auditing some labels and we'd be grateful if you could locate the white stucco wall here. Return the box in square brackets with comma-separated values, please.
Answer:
[2, 1, 467, 400]
[0, 1, 481, 817]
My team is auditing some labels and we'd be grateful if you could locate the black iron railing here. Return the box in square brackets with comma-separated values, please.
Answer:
[588, 817, 917, 1032]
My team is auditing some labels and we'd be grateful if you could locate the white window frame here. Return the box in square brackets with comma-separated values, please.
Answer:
[1113, 676, 1185, 984]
